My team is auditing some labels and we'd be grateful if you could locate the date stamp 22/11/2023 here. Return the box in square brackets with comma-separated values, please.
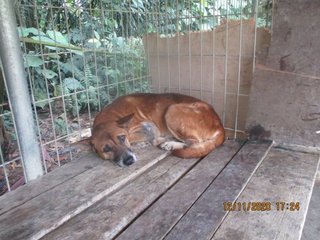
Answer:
[223, 201, 300, 212]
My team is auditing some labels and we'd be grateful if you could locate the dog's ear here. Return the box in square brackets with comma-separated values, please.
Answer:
[116, 113, 134, 129]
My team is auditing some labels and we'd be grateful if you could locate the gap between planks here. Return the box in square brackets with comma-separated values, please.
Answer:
[212, 147, 320, 240]
[42, 154, 202, 239]
[115, 140, 271, 240]
[163, 140, 273, 240]
[42, 140, 245, 240]
[0, 147, 170, 240]
[0, 152, 101, 215]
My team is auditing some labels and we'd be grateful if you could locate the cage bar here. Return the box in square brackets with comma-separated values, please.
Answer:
[0, 0, 43, 181]
[234, 0, 244, 139]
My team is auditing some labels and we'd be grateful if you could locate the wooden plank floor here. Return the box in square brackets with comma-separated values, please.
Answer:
[0, 140, 318, 240]
[301, 169, 320, 240]
[212, 147, 319, 240]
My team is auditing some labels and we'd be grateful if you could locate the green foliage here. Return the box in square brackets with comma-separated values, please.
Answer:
[54, 116, 68, 136]
[20, 24, 149, 116]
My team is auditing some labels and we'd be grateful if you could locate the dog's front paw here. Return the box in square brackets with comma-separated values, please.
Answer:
[160, 141, 186, 151]
[160, 142, 173, 151]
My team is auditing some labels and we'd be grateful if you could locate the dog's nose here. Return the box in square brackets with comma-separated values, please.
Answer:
[123, 155, 135, 166]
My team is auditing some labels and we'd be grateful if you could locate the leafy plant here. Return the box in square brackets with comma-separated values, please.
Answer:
[54, 116, 68, 136]
[19, 23, 149, 117]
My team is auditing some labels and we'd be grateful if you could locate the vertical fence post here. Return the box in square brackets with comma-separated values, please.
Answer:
[0, 0, 43, 180]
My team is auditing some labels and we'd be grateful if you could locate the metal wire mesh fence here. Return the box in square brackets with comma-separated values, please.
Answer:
[0, 0, 272, 195]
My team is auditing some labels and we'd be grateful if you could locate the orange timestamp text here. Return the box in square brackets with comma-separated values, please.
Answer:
[223, 201, 300, 212]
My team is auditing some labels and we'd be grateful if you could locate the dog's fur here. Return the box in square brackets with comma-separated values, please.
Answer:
[90, 93, 225, 166]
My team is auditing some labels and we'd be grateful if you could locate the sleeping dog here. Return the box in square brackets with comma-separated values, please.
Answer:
[90, 93, 225, 166]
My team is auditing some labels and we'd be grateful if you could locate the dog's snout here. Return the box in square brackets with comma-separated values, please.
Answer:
[113, 147, 136, 167]
[123, 155, 135, 166]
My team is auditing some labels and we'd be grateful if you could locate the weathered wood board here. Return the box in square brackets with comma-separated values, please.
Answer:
[117, 140, 244, 240]
[1, 140, 316, 240]
[301, 169, 320, 240]
[246, 65, 320, 148]
[0, 146, 169, 240]
[164, 140, 273, 240]
[213, 148, 320, 240]
[0, 152, 101, 215]
[42, 155, 200, 240]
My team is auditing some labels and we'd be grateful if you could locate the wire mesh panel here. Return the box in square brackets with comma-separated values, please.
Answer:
[0, 0, 272, 195]
[143, 0, 272, 137]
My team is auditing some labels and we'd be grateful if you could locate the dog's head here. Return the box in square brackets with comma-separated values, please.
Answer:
[90, 113, 136, 167]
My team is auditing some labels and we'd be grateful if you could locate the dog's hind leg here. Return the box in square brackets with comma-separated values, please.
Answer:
[160, 141, 188, 151]
[163, 102, 225, 158]
[171, 130, 224, 158]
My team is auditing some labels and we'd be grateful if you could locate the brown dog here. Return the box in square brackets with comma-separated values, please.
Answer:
[90, 93, 225, 166]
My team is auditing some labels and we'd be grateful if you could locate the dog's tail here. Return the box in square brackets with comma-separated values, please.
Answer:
[172, 129, 225, 159]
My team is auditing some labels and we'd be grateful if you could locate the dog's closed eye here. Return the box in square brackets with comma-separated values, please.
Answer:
[117, 135, 126, 143]
[104, 145, 112, 152]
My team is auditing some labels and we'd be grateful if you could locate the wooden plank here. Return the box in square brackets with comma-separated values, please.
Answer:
[165, 140, 273, 240]
[0, 152, 101, 215]
[301, 169, 320, 240]
[117, 140, 244, 240]
[0, 143, 162, 215]
[0, 146, 169, 240]
[247, 66, 320, 148]
[42, 156, 200, 240]
[213, 148, 320, 240]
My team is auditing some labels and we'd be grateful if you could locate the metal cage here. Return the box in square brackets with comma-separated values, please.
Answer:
[0, 0, 272, 195]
